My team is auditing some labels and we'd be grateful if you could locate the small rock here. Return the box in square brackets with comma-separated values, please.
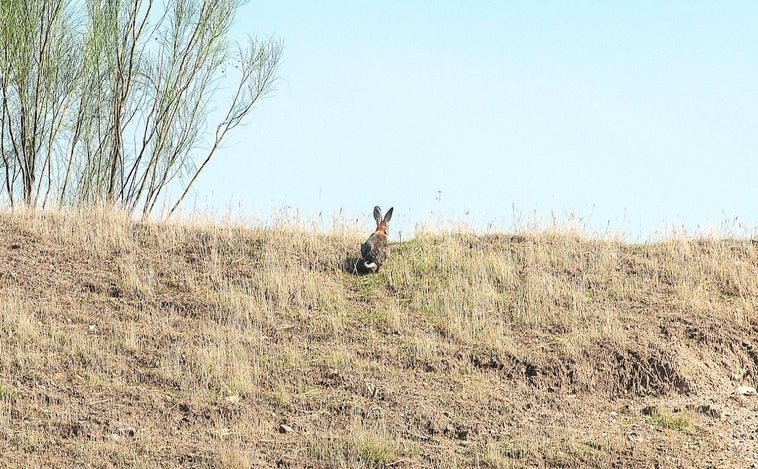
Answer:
[641, 406, 658, 416]
[108, 422, 136, 438]
[278, 424, 295, 434]
[89, 325, 96, 332]
[737, 385, 757, 396]
[696, 404, 721, 419]
[210, 427, 233, 438]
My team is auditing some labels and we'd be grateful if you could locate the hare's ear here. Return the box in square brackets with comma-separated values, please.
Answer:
[373, 206, 382, 225]
[383, 207, 394, 223]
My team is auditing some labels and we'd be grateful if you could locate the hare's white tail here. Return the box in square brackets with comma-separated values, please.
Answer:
[355, 259, 378, 274]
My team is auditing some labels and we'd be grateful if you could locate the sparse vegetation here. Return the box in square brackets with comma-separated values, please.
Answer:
[0, 208, 757, 467]
[0, 384, 17, 402]
[650, 411, 692, 432]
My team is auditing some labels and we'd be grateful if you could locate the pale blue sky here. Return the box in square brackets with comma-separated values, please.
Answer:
[194, 1, 758, 239]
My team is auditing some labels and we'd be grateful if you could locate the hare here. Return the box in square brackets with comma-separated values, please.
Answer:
[355, 206, 394, 274]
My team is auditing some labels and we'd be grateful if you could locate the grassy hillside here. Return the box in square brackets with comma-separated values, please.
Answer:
[0, 210, 756, 468]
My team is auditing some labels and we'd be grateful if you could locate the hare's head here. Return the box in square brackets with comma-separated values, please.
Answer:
[372, 206, 394, 235]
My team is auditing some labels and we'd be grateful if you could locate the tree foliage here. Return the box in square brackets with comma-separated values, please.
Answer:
[0, 0, 281, 215]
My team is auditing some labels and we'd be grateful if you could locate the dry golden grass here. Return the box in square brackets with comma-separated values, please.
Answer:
[0, 208, 757, 468]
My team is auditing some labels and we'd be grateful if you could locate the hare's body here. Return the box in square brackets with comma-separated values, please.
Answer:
[360, 231, 388, 272]
[356, 206, 393, 274]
